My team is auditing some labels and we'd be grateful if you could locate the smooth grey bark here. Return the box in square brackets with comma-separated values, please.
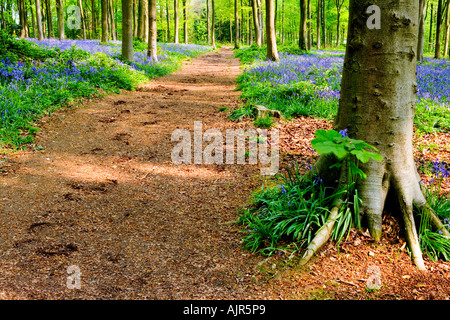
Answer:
[183, 0, 187, 44]
[333, 0, 425, 270]
[316, 0, 321, 49]
[265, 0, 278, 60]
[307, 0, 311, 50]
[78, 0, 87, 39]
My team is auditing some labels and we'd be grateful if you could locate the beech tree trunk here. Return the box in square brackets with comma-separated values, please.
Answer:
[316, 0, 321, 49]
[435, 0, 443, 59]
[55, 0, 64, 40]
[299, 0, 307, 50]
[211, 0, 215, 48]
[101, 0, 108, 42]
[122, 0, 133, 61]
[35, 0, 44, 40]
[78, 0, 87, 39]
[251, 0, 261, 47]
[234, 0, 239, 48]
[183, 0, 187, 44]
[174, 0, 179, 43]
[148, 0, 158, 60]
[418, 0, 427, 61]
[265, 0, 278, 60]
[45, 0, 53, 38]
[331, 0, 426, 270]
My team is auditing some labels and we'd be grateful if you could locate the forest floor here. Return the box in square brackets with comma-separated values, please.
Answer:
[0, 47, 449, 300]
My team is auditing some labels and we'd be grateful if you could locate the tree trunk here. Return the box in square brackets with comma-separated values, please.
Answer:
[206, 0, 210, 44]
[211, 0, 215, 48]
[299, 0, 307, 50]
[316, 0, 320, 49]
[19, 0, 29, 38]
[321, 0, 326, 47]
[35, 0, 43, 40]
[443, 0, 450, 57]
[435, 0, 443, 59]
[55, 0, 64, 40]
[251, 0, 261, 46]
[333, 0, 425, 270]
[174, 0, 179, 43]
[265, 0, 278, 61]
[429, 3, 434, 51]
[45, 0, 53, 38]
[148, 0, 157, 59]
[166, 0, 170, 41]
[183, 0, 187, 44]
[101, 0, 108, 42]
[122, 0, 133, 61]
[78, 0, 87, 39]
[307, 0, 311, 50]
[418, 0, 427, 61]
[234, 0, 239, 48]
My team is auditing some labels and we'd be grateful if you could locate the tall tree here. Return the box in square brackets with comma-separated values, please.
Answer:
[55, 0, 64, 40]
[234, 0, 239, 48]
[174, 0, 179, 43]
[300, 0, 450, 270]
[320, 0, 326, 47]
[316, 0, 321, 49]
[78, 0, 87, 39]
[299, 0, 307, 50]
[265, 0, 278, 60]
[418, 0, 427, 61]
[183, 0, 187, 44]
[18, 0, 29, 38]
[307, 0, 311, 50]
[251, 0, 261, 46]
[148, 0, 158, 60]
[444, 0, 450, 57]
[35, 0, 44, 40]
[45, 0, 53, 38]
[122, 0, 133, 61]
[435, 0, 443, 59]
[334, 0, 344, 47]
[101, 0, 108, 42]
[206, 0, 210, 44]
[211, 0, 215, 48]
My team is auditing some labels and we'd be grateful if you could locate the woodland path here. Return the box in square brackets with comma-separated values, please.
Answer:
[0, 47, 449, 300]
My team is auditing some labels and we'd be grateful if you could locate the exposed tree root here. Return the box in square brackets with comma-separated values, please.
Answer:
[298, 203, 342, 266]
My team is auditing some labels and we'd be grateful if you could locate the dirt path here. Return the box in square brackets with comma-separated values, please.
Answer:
[1, 47, 449, 301]
[0, 47, 273, 299]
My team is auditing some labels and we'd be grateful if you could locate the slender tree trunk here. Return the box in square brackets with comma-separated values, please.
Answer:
[429, 3, 434, 51]
[19, 0, 29, 38]
[35, 0, 44, 40]
[148, 0, 157, 59]
[307, 0, 311, 50]
[334, 0, 425, 270]
[91, 0, 97, 38]
[321, 0, 326, 47]
[183, 0, 187, 44]
[299, 0, 306, 50]
[316, 0, 321, 49]
[101, 0, 108, 42]
[78, 0, 86, 39]
[265, 0, 278, 60]
[251, 0, 261, 46]
[55, 0, 64, 40]
[435, 0, 443, 59]
[211, 0, 215, 48]
[45, 0, 53, 38]
[122, 0, 133, 61]
[166, 0, 170, 41]
[234, 0, 239, 48]
[206, 0, 210, 44]
[173, 0, 179, 43]
[418, 0, 427, 61]
[444, 0, 450, 57]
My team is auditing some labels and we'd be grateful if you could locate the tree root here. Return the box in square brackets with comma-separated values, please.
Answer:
[298, 203, 342, 266]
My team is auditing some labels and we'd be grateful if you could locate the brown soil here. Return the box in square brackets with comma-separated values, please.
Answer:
[0, 47, 449, 300]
